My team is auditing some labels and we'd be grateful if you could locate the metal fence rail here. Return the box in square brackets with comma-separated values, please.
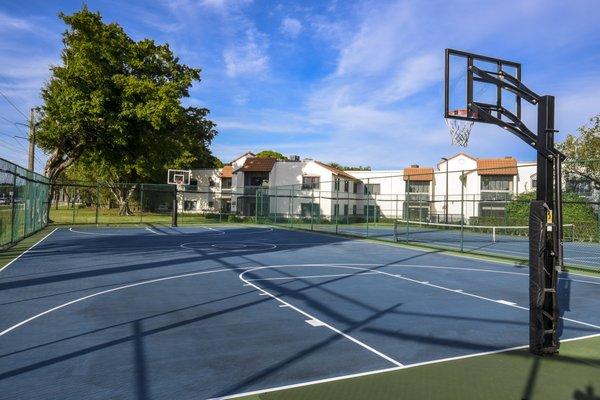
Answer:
[0, 157, 50, 248]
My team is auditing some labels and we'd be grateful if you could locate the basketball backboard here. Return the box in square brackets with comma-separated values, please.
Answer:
[444, 48, 522, 124]
[167, 169, 191, 185]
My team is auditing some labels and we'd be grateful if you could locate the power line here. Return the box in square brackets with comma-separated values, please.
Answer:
[0, 88, 28, 120]
[0, 136, 26, 154]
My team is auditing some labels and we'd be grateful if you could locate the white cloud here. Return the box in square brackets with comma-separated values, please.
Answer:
[0, 11, 34, 31]
[223, 29, 269, 77]
[280, 17, 302, 38]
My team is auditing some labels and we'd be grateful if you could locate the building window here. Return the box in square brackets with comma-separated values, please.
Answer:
[208, 201, 214, 208]
[183, 201, 197, 211]
[208, 178, 215, 187]
[344, 180, 350, 192]
[334, 178, 340, 191]
[480, 175, 514, 218]
[344, 204, 349, 216]
[353, 182, 358, 193]
[405, 181, 430, 202]
[302, 176, 320, 190]
[352, 204, 357, 215]
[301, 203, 320, 217]
[221, 177, 232, 188]
[405, 181, 430, 220]
[481, 175, 512, 191]
[334, 204, 339, 216]
[364, 183, 381, 195]
[531, 174, 537, 190]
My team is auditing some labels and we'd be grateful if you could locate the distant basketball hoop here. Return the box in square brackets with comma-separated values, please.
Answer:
[167, 169, 191, 186]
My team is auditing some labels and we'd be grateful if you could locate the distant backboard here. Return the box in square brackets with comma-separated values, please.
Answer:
[445, 49, 522, 123]
[167, 169, 191, 185]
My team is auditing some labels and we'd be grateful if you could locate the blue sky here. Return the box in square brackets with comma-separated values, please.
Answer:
[1, 0, 599, 172]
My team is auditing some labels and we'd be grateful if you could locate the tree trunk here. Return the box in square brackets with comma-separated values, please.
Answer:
[43, 146, 82, 223]
[109, 184, 137, 216]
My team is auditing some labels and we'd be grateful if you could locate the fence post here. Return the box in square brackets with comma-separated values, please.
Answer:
[366, 178, 370, 237]
[310, 188, 314, 231]
[139, 184, 143, 224]
[71, 186, 76, 224]
[347, 191, 350, 225]
[335, 190, 339, 234]
[10, 172, 17, 244]
[406, 176, 410, 243]
[597, 191, 600, 243]
[254, 187, 259, 224]
[289, 188, 293, 228]
[96, 184, 100, 225]
[274, 188, 278, 225]
[460, 171, 465, 252]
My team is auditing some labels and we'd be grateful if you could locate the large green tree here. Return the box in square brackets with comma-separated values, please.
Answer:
[558, 114, 600, 190]
[37, 7, 217, 214]
[256, 150, 286, 160]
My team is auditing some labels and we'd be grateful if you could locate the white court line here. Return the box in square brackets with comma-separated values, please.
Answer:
[240, 268, 404, 367]
[180, 241, 277, 252]
[145, 227, 162, 235]
[0, 228, 58, 273]
[68, 227, 128, 236]
[0, 263, 392, 337]
[247, 271, 379, 282]
[243, 265, 600, 332]
[209, 332, 600, 400]
[496, 300, 517, 306]
[4, 257, 600, 400]
[0, 266, 242, 337]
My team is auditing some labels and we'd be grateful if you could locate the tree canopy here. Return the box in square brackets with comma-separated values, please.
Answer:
[36, 6, 218, 213]
[328, 162, 371, 171]
[558, 114, 600, 190]
[256, 150, 287, 160]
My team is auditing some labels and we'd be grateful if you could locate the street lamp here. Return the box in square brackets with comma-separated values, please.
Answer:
[441, 157, 449, 223]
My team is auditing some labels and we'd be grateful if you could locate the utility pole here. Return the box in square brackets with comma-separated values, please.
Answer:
[28, 107, 35, 171]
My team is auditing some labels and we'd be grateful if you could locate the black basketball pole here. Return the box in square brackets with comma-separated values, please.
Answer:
[530, 95, 560, 355]
[171, 188, 178, 228]
[445, 49, 566, 356]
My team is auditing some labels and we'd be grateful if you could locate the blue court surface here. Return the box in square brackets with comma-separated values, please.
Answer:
[314, 223, 600, 270]
[1, 225, 600, 399]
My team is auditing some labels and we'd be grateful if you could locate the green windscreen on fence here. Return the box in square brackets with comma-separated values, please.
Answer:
[0, 157, 50, 248]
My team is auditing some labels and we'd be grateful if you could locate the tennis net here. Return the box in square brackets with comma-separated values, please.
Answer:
[393, 219, 575, 244]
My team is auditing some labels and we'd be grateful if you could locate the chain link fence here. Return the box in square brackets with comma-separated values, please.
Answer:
[0, 157, 50, 248]
[3, 157, 598, 272]
[256, 161, 600, 272]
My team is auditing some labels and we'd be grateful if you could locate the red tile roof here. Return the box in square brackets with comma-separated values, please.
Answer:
[235, 157, 277, 173]
[315, 161, 357, 180]
[403, 167, 434, 181]
[220, 165, 233, 178]
[477, 157, 518, 175]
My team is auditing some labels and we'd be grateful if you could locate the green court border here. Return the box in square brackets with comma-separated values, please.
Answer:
[234, 335, 600, 400]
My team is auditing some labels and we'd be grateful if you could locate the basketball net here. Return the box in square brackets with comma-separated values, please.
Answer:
[445, 109, 475, 147]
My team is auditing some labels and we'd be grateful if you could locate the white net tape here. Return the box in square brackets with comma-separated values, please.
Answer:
[445, 118, 474, 147]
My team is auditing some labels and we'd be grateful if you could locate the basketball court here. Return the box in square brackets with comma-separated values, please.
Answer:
[1, 225, 599, 399]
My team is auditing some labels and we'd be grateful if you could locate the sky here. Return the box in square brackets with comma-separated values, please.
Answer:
[1, 0, 599, 173]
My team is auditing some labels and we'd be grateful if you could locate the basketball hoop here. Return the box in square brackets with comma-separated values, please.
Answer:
[445, 109, 477, 147]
